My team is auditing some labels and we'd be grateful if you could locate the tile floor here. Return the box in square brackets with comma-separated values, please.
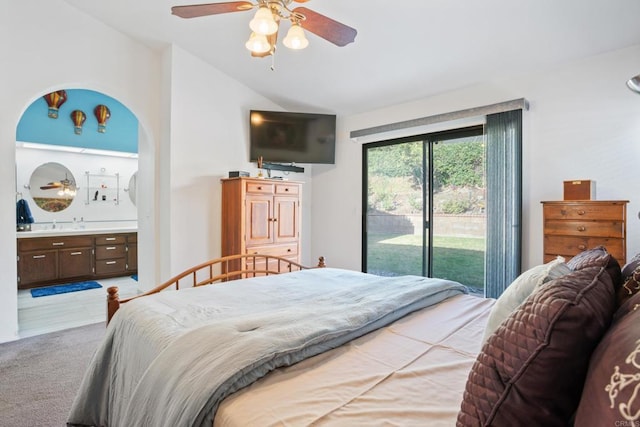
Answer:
[17, 276, 142, 338]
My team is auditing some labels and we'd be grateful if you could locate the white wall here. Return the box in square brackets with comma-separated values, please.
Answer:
[311, 44, 640, 272]
[166, 45, 315, 276]
[1, 0, 160, 343]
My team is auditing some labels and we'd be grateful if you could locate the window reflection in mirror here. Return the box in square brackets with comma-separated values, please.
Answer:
[29, 162, 77, 212]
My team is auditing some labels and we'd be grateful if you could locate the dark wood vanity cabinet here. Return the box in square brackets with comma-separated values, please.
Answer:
[17, 232, 137, 289]
[17, 236, 94, 289]
[126, 233, 138, 272]
[95, 235, 127, 276]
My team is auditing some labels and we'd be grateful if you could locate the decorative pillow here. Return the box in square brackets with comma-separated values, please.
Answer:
[618, 266, 640, 307]
[574, 292, 640, 425]
[621, 252, 640, 279]
[618, 253, 640, 307]
[457, 265, 617, 426]
[566, 246, 621, 289]
[566, 245, 610, 270]
[481, 257, 571, 343]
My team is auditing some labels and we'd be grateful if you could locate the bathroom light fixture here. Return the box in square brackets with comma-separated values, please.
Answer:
[627, 74, 640, 94]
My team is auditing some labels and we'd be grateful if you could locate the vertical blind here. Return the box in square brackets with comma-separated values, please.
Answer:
[484, 109, 522, 299]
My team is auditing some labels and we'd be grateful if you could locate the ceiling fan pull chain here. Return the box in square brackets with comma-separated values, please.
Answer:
[270, 51, 276, 71]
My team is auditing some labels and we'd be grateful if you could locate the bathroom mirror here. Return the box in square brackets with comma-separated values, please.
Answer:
[127, 171, 137, 205]
[29, 162, 77, 212]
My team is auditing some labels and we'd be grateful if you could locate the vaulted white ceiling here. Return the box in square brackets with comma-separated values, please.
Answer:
[63, 0, 640, 115]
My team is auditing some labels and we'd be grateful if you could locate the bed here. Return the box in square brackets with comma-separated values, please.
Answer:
[68, 249, 640, 426]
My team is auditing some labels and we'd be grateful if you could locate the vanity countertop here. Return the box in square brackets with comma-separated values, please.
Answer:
[16, 227, 137, 239]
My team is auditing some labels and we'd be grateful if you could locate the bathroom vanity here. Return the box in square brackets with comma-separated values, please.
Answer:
[16, 228, 137, 289]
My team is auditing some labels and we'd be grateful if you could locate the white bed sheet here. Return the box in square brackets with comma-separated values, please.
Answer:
[215, 293, 494, 426]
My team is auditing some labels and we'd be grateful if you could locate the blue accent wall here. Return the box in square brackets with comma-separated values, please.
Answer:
[16, 89, 138, 153]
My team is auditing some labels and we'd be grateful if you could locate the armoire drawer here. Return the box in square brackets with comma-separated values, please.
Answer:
[246, 243, 298, 257]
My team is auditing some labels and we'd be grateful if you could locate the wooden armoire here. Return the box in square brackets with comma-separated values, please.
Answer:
[221, 177, 301, 269]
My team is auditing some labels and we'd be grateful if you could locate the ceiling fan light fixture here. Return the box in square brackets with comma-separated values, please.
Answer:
[283, 24, 309, 50]
[627, 74, 640, 94]
[245, 32, 271, 54]
[249, 6, 278, 35]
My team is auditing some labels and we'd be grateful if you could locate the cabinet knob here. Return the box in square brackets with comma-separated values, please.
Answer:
[32, 255, 46, 259]
[560, 209, 567, 216]
[70, 252, 83, 256]
[578, 244, 587, 250]
[273, 218, 278, 222]
[284, 188, 289, 192]
[52, 242, 65, 246]
[257, 186, 262, 190]
[577, 226, 586, 232]
[577, 210, 586, 215]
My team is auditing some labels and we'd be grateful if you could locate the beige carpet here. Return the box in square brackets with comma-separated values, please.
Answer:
[0, 322, 105, 427]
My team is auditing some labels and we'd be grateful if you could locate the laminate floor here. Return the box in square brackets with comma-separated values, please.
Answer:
[17, 276, 141, 338]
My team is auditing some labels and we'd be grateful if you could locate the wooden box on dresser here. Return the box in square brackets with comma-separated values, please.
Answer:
[221, 177, 301, 271]
[541, 200, 628, 265]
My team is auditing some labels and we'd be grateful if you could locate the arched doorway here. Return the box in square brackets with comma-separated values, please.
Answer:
[14, 87, 155, 337]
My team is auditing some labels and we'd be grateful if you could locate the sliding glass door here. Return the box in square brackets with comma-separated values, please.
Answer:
[363, 126, 486, 293]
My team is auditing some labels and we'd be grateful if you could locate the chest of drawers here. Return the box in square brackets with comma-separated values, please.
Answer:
[541, 200, 628, 265]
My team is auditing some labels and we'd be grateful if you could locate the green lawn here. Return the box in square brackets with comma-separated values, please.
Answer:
[367, 234, 485, 290]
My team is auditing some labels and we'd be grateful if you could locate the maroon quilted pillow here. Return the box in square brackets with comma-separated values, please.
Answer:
[574, 292, 640, 424]
[566, 246, 610, 270]
[566, 246, 621, 289]
[457, 265, 617, 426]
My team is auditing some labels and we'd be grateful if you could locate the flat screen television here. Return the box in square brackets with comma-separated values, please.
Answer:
[249, 110, 336, 164]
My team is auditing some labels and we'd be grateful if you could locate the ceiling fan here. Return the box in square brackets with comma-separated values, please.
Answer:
[171, 1, 357, 57]
[40, 176, 77, 196]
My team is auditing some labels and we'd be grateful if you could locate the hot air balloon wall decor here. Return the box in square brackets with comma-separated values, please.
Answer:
[70, 110, 86, 135]
[94, 104, 111, 133]
[42, 90, 67, 119]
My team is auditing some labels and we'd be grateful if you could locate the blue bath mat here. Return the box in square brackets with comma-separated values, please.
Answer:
[30, 281, 102, 298]
[131, 274, 138, 281]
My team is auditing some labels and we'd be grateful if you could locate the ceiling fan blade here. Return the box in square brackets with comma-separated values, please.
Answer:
[172, 2, 253, 19]
[40, 184, 62, 190]
[293, 7, 357, 47]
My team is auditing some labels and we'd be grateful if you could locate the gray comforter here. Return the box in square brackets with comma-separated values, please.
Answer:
[68, 268, 467, 427]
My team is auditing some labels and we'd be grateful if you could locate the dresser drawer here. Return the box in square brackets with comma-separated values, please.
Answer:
[544, 220, 624, 238]
[18, 236, 93, 252]
[543, 203, 625, 221]
[95, 244, 126, 260]
[544, 236, 625, 261]
[95, 235, 127, 245]
[95, 258, 127, 275]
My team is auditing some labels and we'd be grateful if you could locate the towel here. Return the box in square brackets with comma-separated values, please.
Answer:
[16, 199, 34, 224]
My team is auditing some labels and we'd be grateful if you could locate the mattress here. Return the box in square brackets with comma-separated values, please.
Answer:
[215, 293, 494, 426]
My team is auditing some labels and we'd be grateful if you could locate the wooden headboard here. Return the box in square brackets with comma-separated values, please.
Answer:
[107, 254, 326, 324]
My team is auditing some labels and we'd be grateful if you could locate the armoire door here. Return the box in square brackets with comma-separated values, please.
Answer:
[245, 194, 273, 246]
[273, 195, 299, 244]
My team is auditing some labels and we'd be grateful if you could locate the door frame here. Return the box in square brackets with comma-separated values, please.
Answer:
[361, 125, 484, 276]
